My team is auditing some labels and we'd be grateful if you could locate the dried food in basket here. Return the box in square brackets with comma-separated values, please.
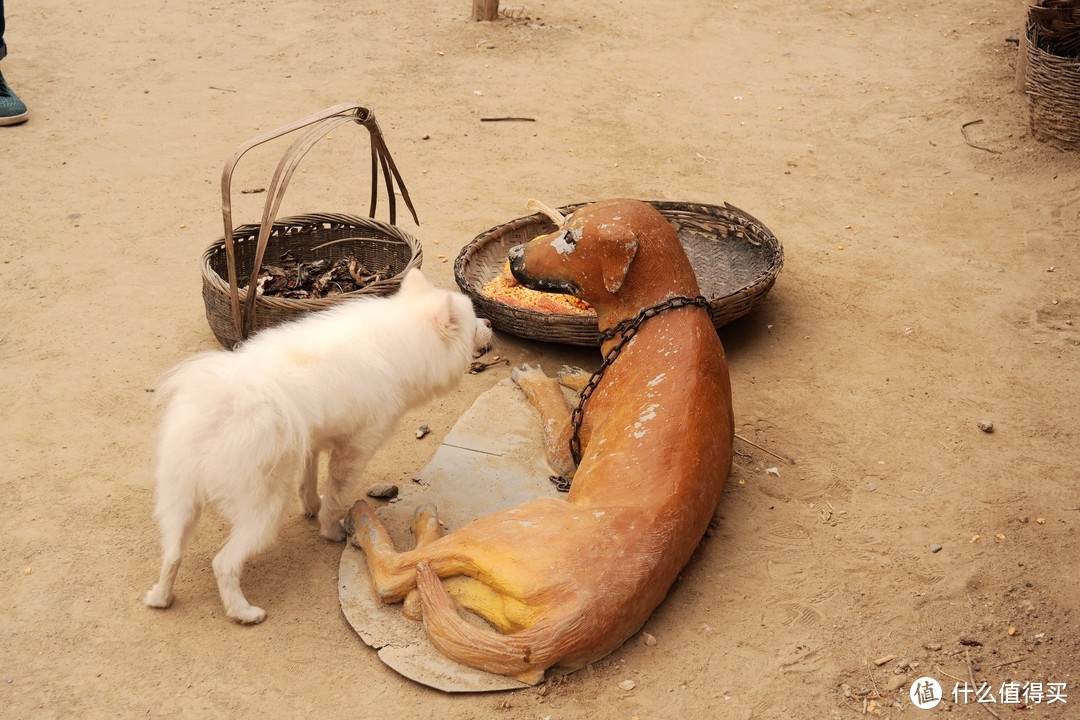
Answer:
[246, 251, 392, 300]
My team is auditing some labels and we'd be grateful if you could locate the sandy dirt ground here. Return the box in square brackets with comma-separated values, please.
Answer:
[2, 0, 1078, 718]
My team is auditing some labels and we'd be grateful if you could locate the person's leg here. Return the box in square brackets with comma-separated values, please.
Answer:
[0, 0, 29, 126]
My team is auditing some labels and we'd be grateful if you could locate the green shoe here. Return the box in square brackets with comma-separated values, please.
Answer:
[0, 69, 29, 126]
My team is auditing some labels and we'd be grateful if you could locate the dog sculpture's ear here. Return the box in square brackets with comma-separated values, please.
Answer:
[597, 226, 639, 294]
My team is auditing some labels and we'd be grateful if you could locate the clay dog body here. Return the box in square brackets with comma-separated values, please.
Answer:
[347, 199, 733, 683]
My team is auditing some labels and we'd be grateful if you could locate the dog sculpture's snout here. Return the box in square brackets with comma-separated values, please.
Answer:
[508, 244, 526, 278]
[507, 242, 579, 296]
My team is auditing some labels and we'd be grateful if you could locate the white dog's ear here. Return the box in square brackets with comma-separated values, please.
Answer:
[433, 295, 458, 335]
[399, 268, 430, 296]
[598, 226, 639, 294]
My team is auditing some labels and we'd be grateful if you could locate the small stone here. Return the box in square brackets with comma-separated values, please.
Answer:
[887, 674, 908, 692]
[366, 483, 399, 499]
[930, 544, 943, 553]
[924, 642, 942, 651]
[618, 679, 636, 691]
[415, 424, 431, 439]
[978, 420, 994, 433]
[873, 654, 895, 666]
[642, 632, 657, 647]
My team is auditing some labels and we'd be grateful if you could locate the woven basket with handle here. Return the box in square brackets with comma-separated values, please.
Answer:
[454, 200, 783, 346]
[201, 103, 423, 349]
[1024, 1, 1080, 149]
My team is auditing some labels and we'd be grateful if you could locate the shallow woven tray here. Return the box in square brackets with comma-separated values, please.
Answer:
[202, 212, 422, 348]
[454, 200, 783, 346]
[201, 103, 421, 349]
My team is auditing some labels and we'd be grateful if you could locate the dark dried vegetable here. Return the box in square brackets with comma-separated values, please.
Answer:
[244, 251, 392, 299]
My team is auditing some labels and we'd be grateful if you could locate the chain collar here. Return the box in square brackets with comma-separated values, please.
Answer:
[549, 295, 710, 492]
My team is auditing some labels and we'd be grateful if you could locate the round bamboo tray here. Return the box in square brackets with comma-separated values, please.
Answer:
[455, 200, 783, 346]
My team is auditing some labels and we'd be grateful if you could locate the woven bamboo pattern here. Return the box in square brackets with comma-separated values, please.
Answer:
[202, 213, 422, 348]
[200, 103, 421, 349]
[1025, 1, 1080, 149]
[454, 200, 783, 346]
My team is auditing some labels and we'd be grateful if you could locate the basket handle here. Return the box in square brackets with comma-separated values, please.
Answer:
[218, 103, 419, 342]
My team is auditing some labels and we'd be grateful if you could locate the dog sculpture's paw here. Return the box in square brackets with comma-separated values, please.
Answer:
[143, 585, 174, 609]
[402, 589, 423, 621]
[510, 364, 544, 388]
[346, 500, 375, 546]
[411, 503, 440, 536]
[556, 365, 591, 391]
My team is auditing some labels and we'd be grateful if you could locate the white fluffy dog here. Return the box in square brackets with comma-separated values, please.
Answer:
[144, 269, 493, 624]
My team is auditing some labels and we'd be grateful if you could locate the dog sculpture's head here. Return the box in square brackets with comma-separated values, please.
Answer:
[507, 199, 693, 310]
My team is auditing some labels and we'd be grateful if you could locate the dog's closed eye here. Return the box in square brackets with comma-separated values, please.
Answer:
[551, 229, 578, 255]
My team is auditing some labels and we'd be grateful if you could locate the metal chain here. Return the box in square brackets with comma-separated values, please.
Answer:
[549, 295, 710, 492]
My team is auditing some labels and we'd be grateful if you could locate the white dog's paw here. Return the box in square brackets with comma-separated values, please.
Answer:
[319, 518, 347, 543]
[510, 364, 544, 388]
[143, 585, 174, 609]
[229, 604, 267, 625]
[301, 493, 322, 518]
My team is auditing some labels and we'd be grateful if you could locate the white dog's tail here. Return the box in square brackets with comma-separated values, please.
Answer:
[154, 352, 242, 408]
[154, 351, 310, 464]
[415, 562, 580, 685]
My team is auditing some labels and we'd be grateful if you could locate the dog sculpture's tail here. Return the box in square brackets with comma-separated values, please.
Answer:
[415, 562, 579, 685]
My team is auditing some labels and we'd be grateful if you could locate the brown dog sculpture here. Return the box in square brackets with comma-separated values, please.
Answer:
[346, 198, 733, 684]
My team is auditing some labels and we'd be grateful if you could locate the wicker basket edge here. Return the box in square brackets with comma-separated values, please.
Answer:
[200, 212, 424, 349]
[454, 200, 784, 346]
